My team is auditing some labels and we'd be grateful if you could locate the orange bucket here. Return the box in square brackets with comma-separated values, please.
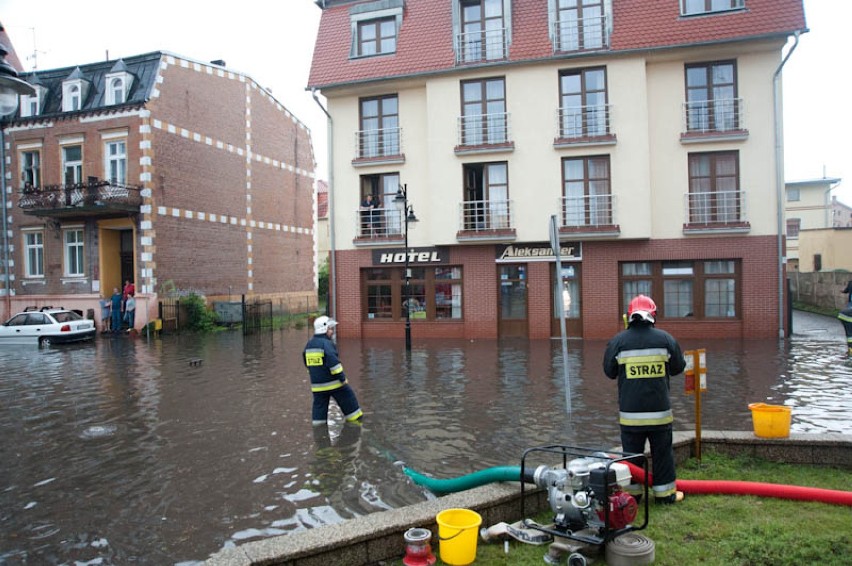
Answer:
[748, 403, 791, 438]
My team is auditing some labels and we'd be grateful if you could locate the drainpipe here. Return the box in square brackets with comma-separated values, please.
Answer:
[312, 89, 335, 322]
[773, 31, 800, 339]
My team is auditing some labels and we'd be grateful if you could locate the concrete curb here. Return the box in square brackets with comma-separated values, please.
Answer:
[206, 431, 851, 566]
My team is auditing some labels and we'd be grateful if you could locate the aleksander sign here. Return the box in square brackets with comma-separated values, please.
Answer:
[496, 242, 582, 262]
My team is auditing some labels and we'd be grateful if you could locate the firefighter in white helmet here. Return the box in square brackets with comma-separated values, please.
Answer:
[303, 316, 363, 425]
[603, 295, 686, 503]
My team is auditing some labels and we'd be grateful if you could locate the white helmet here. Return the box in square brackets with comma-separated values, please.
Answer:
[314, 315, 338, 334]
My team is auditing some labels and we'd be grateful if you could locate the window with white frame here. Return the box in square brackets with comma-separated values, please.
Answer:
[64, 228, 85, 277]
[349, 0, 403, 58]
[24, 230, 44, 278]
[63, 145, 83, 184]
[681, 0, 744, 16]
[63, 83, 82, 111]
[20, 150, 41, 190]
[20, 90, 41, 118]
[105, 140, 127, 183]
[108, 76, 125, 105]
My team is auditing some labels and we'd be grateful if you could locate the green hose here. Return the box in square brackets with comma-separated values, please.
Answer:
[404, 465, 524, 494]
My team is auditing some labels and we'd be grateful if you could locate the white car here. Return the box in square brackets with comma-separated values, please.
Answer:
[0, 307, 96, 346]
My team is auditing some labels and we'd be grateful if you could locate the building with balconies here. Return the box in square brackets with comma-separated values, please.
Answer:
[2, 51, 317, 327]
[308, 0, 806, 340]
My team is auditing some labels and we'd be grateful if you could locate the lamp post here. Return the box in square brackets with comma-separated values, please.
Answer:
[0, 41, 36, 320]
[394, 184, 417, 351]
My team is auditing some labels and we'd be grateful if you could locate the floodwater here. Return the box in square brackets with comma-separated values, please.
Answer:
[1, 318, 850, 565]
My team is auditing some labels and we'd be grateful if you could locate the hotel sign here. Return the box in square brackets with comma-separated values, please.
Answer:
[372, 247, 448, 266]
[496, 242, 582, 263]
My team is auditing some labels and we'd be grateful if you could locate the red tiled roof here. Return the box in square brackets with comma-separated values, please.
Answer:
[308, 0, 806, 90]
[317, 180, 329, 218]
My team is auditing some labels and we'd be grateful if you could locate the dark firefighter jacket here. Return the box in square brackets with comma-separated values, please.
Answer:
[303, 334, 346, 393]
[603, 322, 686, 428]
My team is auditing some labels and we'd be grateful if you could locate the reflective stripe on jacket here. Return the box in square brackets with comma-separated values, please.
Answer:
[303, 334, 346, 392]
[603, 323, 686, 429]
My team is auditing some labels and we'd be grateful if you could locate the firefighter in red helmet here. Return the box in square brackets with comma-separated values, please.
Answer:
[603, 295, 687, 503]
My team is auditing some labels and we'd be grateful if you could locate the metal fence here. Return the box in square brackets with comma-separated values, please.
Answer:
[158, 298, 182, 333]
[242, 296, 273, 335]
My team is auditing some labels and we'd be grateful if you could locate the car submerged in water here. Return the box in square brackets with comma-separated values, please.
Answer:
[0, 307, 96, 346]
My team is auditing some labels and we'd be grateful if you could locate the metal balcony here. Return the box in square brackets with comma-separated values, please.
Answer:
[551, 13, 609, 52]
[354, 127, 403, 162]
[555, 104, 613, 141]
[456, 27, 509, 64]
[682, 98, 744, 135]
[353, 207, 404, 244]
[683, 189, 750, 232]
[457, 199, 515, 241]
[456, 112, 511, 148]
[559, 194, 619, 236]
[18, 179, 143, 219]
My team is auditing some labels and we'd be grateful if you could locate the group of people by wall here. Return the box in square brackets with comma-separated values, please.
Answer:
[99, 280, 136, 333]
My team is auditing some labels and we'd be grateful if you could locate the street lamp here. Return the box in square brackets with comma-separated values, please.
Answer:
[0, 41, 36, 319]
[394, 184, 418, 351]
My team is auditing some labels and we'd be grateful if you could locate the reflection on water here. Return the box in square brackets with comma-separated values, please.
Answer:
[0, 327, 849, 564]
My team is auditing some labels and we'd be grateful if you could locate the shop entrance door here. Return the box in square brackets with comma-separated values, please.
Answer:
[551, 263, 582, 337]
[498, 264, 528, 338]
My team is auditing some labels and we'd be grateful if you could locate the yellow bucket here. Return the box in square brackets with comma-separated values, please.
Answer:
[748, 403, 791, 438]
[436, 508, 482, 565]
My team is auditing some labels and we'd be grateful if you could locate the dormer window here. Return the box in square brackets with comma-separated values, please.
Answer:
[62, 68, 90, 112]
[20, 89, 42, 118]
[105, 61, 133, 105]
[349, 0, 404, 59]
[681, 0, 745, 16]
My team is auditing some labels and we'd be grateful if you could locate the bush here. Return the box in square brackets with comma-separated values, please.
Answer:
[184, 293, 218, 332]
[318, 260, 329, 309]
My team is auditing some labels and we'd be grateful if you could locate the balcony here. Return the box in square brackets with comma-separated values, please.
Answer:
[554, 104, 616, 147]
[456, 27, 509, 64]
[456, 199, 516, 241]
[681, 98, 748, 142]
[551, 13, 609, 52]
[683, 190, 750, 233]
[353, 207, 405, 245]
[558, 194, 620, 237]
[352, 127, 404, 166]
[18, 179, 143, 219]
[455, 112, 514, 154]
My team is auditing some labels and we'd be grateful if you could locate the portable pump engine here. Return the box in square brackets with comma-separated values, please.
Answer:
[519, 446, 649, 547]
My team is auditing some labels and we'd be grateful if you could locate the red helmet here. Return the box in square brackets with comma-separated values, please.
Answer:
[628, 295, 656, 323]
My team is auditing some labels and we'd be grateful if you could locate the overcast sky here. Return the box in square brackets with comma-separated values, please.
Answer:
[2, 0, 849, 203]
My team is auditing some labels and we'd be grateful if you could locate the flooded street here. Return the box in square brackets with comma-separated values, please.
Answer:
[1, 315, 850, 565]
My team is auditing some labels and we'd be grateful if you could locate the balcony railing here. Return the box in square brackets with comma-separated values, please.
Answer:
[556, 104, 612, 139]
[456, 27, 509, 64]
[683, 98, 744, 134]
[354, 127, 402, 160]
[551, 13, 608, 52]
[457, 112, 510, 147]
[560, 194, 617, 231]
[18, 180, 143, 217]
[684, 190, 748, 227]
[354, 207, 404, 241]
[459, 199, 513, 233]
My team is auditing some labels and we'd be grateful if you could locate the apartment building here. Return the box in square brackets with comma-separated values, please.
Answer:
[784, 177, 841, 271]
[3, 51, 316, 326]
[308, 0, 806, 340]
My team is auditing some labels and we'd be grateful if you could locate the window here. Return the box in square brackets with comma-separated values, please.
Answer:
[20, 90, 41, 118]
[687, 151, 741, 225]
[359, 172, 401, 237]
[681, 0, 745, 16]
[65, 84, 82, 111]
[109, 77, 125, 105]
[357, 18, 397, 56]
[21, 150, 41, 189]
[460, 77, 507, 145]
[685, 61, 739, 132]
[358, 95, 400, 158]
[559, 67, 609, 138]
[363, 267, 463, 321]
[64, 228, 85, 277]
[786, 218, 801, 239]
[462, 162, 510, 230]
[786, 187, 800, 202]
[105, 140, 127, 184]
[63, 145, 83, 185]
[349, 1, 403, 59]
[457, 0, 507, 63]
[813, 254, 822, 272]
[620, 260, 740, 320]
[553, 0, 607, 52]
[24, 230, 44, 278]
[562, 156, 612, 227]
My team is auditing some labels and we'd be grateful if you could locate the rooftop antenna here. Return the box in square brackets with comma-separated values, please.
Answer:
[26, 27, 46, 70]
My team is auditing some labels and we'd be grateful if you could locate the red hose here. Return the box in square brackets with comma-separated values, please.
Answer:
[625, 462, 852, 506]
